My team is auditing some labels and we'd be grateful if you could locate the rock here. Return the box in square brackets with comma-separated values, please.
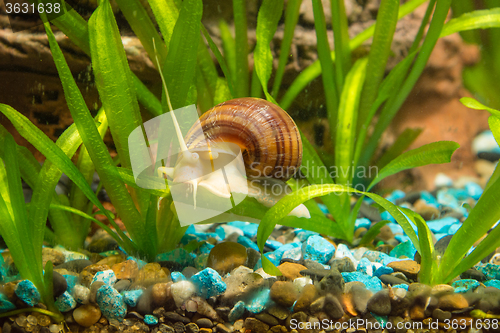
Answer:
[246, 248, 261, 269]
[42, 248, 66, 267]
[342, 272, 382, 293]
[135, 263, 170, 287]
[96, 254, 126, 267]
[52, 271, 68, 297]
[270, 281, 298, 307]
[191, 268, 226, 298]
[207, 242, 247, 275]
[387, 260, 420, 280]
[348, 283, 372, 314]
[185, 322, 199, 333]
[367, 289, 391, 316]
[170, 280, 196, 307]
[0, 293, 16, 312]
[222, 269, 265, 305]
[317, 269, 344, 297]
[114, 279, 131, 292]
[299, 268, 329, 281]
[122, 289, 144, 307]
[181, 266, 199, 279]
[72, 284, 90, 304]
[15, 279, 40, 306]
[171, 271, 187, 282]
[430, 284, 455, 297]
[379, 274, 409, 286]
[476, 263, 500, 280]
[278, 262, 306, 280]
[164, 311, 190, 324]
[192, 296, 220, 321]
[55, 291, 77, 312]
[301, 235, 335, 264]
[79, 264, 111, 287]
[323, 294, 344, 319]
[91, 269, 117, 286]
[438, 293, 469, 311]
[357, 257, 374, 276]
[228, 300, 245, 322]
[245, 288, 271, 314]
[244, 317, 269, 333]
[390, 241, 417, 259]
[451, 279, 480, 293]
[96, 285, 127, 322]
[152, 282, 173, 306]
[144, 314, 159, 325]
[112, 260, 139, 280]
[293, 284, 317, 312]
[89, 281, 105, 304]
[410, 303, 426, 320]
[195, 318, 213, 328]
[461, 268, 486, 281]
[329, 257, 355, 273]
[55, 259, 92, 273]
[414, 200, 441, 220]
[73, 303, 101, 327]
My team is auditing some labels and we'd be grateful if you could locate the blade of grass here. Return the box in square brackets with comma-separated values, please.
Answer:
[330, 0, 351, 91]
[253, 0, 284, 102]
[368, 141, 459, 190]
[357, 0, 399, 137]
[271, 0, 303, 98]
[313, 0, 338, 142]
[440, 8, 500, 37]
[359, 220, 390, 246]
[279, 0, 428, 109]
[374, 127, 423, 170]
[233, 0, 249, 97]
[219, 19, 237, 90]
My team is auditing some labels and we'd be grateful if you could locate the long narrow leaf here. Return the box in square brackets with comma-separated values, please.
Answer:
[440, 8, 500, 37]
[375, 127, 423, 170]
[330, 0, 351, 90]
[233, 0, 249, 97]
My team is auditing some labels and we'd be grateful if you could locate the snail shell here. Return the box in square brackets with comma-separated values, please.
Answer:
[185, 97, 303, 181]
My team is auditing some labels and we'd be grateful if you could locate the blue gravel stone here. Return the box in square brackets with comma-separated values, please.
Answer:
[371, 314, 388, 329]
[392, 284, 409, 291]
[282, 247, 302, 261]
[357, 258, 373, 276]
[437, 190, 459, 209]
[237, 235, 260, 252]
[274, 242, 301, 260]
[122, 289, 143, 307]
[452, 279, 480, 293]
[420, 191, 439, 207]
[362, 250, 390, 264]
[194, 253, 209, 271]
[334, 244, 357, 264]
[228, 221, 259, 238]
[295, 230, 318, 242]
[355, 218, 371, 230]
[55, 291, 77, 312]
[301, 235, 335, 264]
[373, 266, 394, 278]
[446, 188, 469, 200]
[342, 272, 383, 293]
[91, 270, 117, 286]
[465, 182, 483, 200]
[156, 248, 196, 267]
[171, 272, 187, 282]
[385, 190, 405, 203]
[15, 280, 40, 306]
[476, 263, 500, 280]
[484, 279, 500, 289]
[215, 226, 225, 240]
[426, 217, 460, 234]
[199, 242, 214, 255]
[63, 274, 79, 293]
[191, 268, 226, 298]
[390, 241, 417, 259]
[265, 239, 283, 251]
[144, 315, 158, 325]
[317, 204, 329, 214]
[395, 234, 410, 243]
[254, 252, 279, 270]
[245, 289, 270, 313]
[380, 211, 396, 223]
[0, 293, 16, 313]
[96, 285, 127, 322]
[448, 223, 461, 235]
[228, 300, 246, 321]
[127, 256, 147, 269]
[387, 223, 404, 235]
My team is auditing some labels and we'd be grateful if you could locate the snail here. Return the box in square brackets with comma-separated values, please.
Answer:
[157, 97, 310, 219]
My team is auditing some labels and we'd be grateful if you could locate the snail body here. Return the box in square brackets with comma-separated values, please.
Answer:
[158, 98, 309, 219]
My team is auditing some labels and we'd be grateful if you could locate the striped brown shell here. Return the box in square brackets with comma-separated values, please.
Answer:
[185, 97, 302, 181]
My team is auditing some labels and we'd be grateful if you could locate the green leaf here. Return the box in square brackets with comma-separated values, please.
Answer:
[164, 0, 203, 109]
[256, 184, 419, 274]
[368, 141, 459, 190]
[359, 220, 390, 246]
[489, 116, 500, 147]
[440, 8, 500, 37]
[233, 0, 249, 97]
[375, 127, 423, 169]
[254, 0, 284, 101]
[460, 97, 500, 118]
[330, 0, 351, 90]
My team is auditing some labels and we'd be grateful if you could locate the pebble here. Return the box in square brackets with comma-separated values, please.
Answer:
[96, 285, 127, 322]
[55, 259, 92, 273]
[171, 271, 187, 282]
[52, 271, 68, 297]
[317, 269, 344, 297]
[379, 274, 409, 286]
[222, 268, 265, 304]
[476, 263, 500, 280]
[171, 280, 196, 307]
[191, 268, 226, 298]
[135, 263, 170, 287]
[438, 293, 469, 310]
[79, 264, 111, 287]
[112, 260, 139, 280]
[122, 289, 143, 307]
[323, 294, 344, 319]
[228, 300, 245, 321]
[114, 279, 131, 292]
[452, 279, 480, 293]
[244, 317, 269, 333]
[357, 257, 374, 276]
[72, 284, 90, 304]
[342, 272, 382, 293]
[73, 303, 101, 327]
[207, 242, 247, 275]
[301, 235, 335, 264]
[151, 282, 173, 306]
[367, 289, 391, 315]
[91, 269, 117, 286]
[144, 314, 158, 325]
[196, 318, 213, 328]
[329, 256, 356, 272]
[387, 260, 420, 280]
[270, 281, 298, 307]
[245, 288, 271, 314]
[42, 248, 66, 266]
[156, 248, 196, 268]
[389, 241, 417, 259]
[277, 262, 306, 280]
[15, 279, 40, 306]
[0, 292, 16, 312]
[55, 291, 77, 312]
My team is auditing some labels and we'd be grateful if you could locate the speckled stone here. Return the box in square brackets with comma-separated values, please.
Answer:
[79, 264, 111, 287]
[42, 248, 66, 266]
[245, 288, 271, 314]
[55, 291, 77, 312]
[91, 269, 117, 286]
[301, 235, 335, 264]
[228, 300, 245, 322]
[367, 289, 391, 316]
[452, 279, 480, 293]
[244, 317, 269, 333]
[191, 268, 226, 298]
[72, 284, 90, 304]
[122, 289, 143, 307]
[96, 285, 127, 322]
[144, 314, 158, 325]
[342, 272, 382, 293]
[73, 303, 101, 327]
[15, 279, 40, 306]
[0, 293, 16, 312]
[207, 242, 247, 275]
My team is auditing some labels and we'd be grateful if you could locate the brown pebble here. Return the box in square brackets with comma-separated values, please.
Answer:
[207, 242, 247, 275]
[42, 248, 65, 266]
[410, 303, 426, 320]
[270, 281, 298, 307]
[293, 284, 317, 311]
[438, 293, 469, 310]
[377, 225, 394, 241]
[96, 254, 126, 267]
[151, 282, 173, 306]
[277, 262, 307, 280]
[72, 303, 101, 327]
[387, 260, 420, 279]
[111, 259, 138, 280]
[134, 263, 170, 287]
[79, 264, 111, 287]
[244, 317, 269, 333]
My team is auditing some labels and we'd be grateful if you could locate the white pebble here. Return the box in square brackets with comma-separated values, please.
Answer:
[170, 281, 196, 307]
